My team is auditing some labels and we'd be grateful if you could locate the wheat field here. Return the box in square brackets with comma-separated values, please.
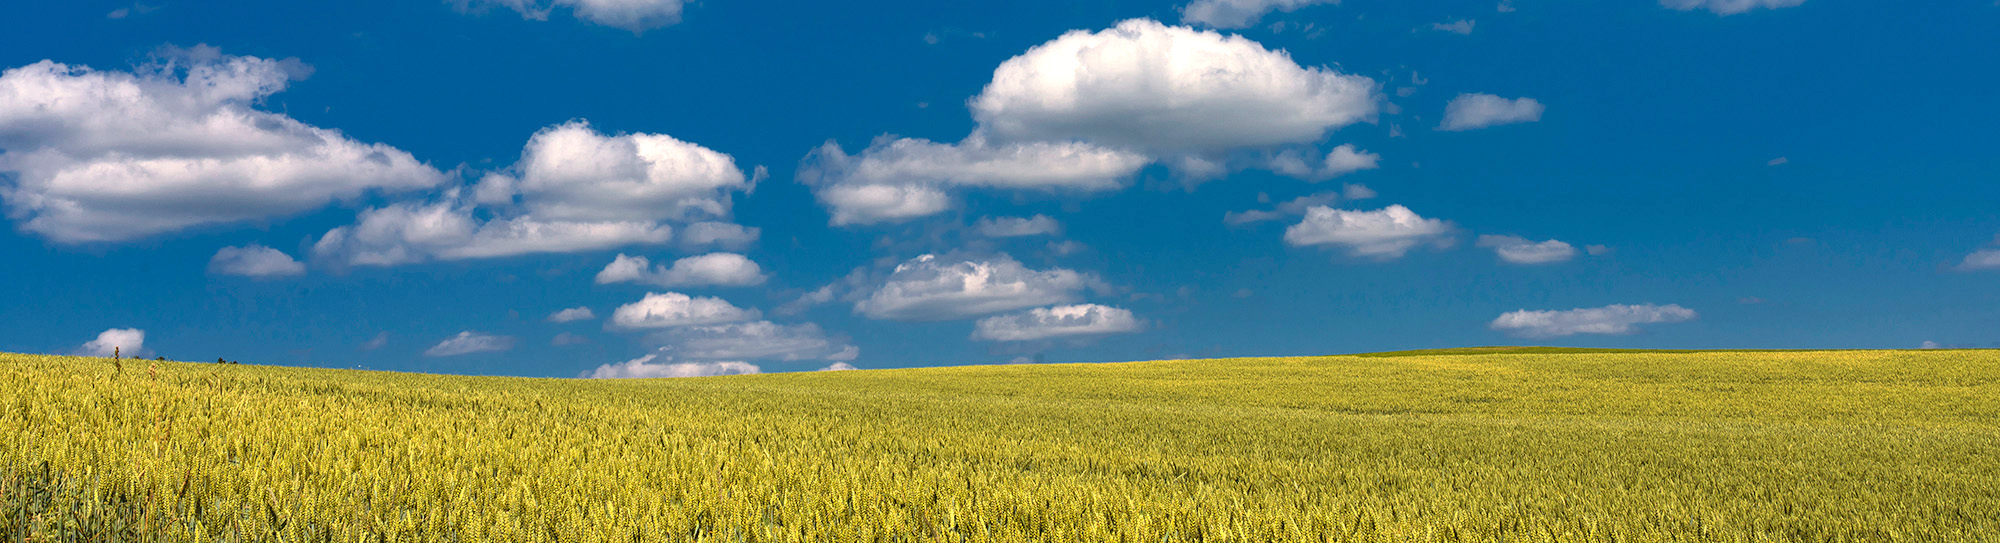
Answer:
[4, 349, 1998, 542]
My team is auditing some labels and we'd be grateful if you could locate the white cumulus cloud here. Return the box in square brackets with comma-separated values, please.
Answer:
[609, 292, 760, 329]
[475, 121, 752, 223]
[1440, 93, 1545, 131]
[458, 0, 689, 32]
[802, 18, 1380, 224]
[1659, 0, 1805, 16]
[1489, 304, 1697, 338]
[1180, 0, 1338, 29]
[856, 254, 1095, 321]
[0, 47, 445, 243]
[1284, 205, 1454, 259]
[818, 362, 858, 371]
[208, 245, 305, 278]
[424, 331, 515, 357]
[546, 306, 596, 323]
[595, 252, 767, 287]
[973, 304, 1143, 341]
[315, 121, 748, 266]
[584, 354, 759, 379]
[1476, 235, 1578, 264]
[971, 19, 1377, 156]
[974, 215, 1062, 238]
[77, 328, 145, 357]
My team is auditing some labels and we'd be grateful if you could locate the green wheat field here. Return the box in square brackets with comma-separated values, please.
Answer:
[5, 348, 1998, 542]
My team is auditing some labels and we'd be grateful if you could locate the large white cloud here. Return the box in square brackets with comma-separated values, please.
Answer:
[584, 354, 759, 379]
[315, 121, 749, 266]
[803, 19, 1379, 225]
[1476, 235, 1578, 265]
[856, 254, 1095, 321]
[608, 292, 760, 329]
[208, 244, 305, 278]
[1659, 0, 1805, 16]
[972, 304, 1143, 341]
[645, 321, 859, 361]
[459, 0, 689, 32]
[1440, 94, 1545, 131]
[1180, 0, 1338, 29]
[476, 121, 751, 223]
[971, 19, 1377, 154]
[76, 328, 145, 357]
[1284, 205, 1454, 259]
[596, 252, 767, 287]
[0, 48, 445, 243]
[1489, 304, 1697, 338]
[424, 331, 515, 357]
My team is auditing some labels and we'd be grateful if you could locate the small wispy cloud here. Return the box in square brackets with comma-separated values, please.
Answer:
[1440, 94, 1545, 131]
[546, 307, 597, 323]
[359, 332, 389, 351]
[1490, 304, 1697, 338]
[424, 331, 514, 357]
[1431, 19, 1476, 35]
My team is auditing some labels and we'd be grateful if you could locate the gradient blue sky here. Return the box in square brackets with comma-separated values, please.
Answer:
[2, 0, 1995, 377]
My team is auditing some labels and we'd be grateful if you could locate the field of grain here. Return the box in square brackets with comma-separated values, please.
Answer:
[5, 349, 1998, 542]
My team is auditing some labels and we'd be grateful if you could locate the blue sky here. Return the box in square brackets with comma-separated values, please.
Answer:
[2, 0, 1996, 378]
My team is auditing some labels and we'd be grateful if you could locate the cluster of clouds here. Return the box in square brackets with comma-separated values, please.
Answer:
[584, 354, 857, 379]
[778, 253, 1146, 347]
[0, 46, 445, 244]
[800, 18, 1382, 225]
[855, 254, 1099, 321]
[0, 49, 761, 278]
[23, 4, 1848, 376]
[455, 0, 689, 32]
[1226, 186, 1604, 265]
[573, 287, 860, 378]
[596, 253, 766, 287]
[314, 120, 761, 268]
